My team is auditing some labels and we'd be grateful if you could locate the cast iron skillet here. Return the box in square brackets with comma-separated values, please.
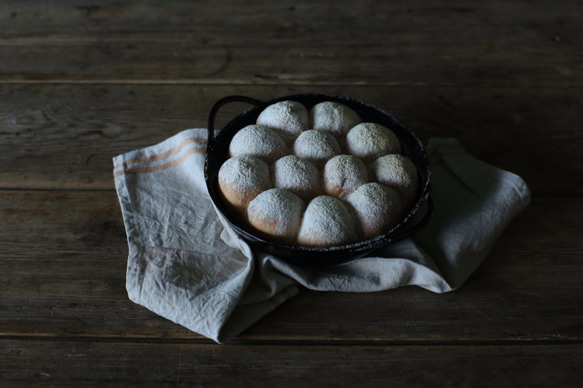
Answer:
[204, 94, 433, 266]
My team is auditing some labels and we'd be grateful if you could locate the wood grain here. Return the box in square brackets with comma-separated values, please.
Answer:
[0, 1, 581, 86]
[1, 84, 582, 194]
[2, 339, 581, 387]
[1, 190, 581, 341]
[1, 0, 582, 385]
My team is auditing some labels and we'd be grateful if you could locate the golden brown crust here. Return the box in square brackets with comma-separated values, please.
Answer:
[218, 155, 272, 210]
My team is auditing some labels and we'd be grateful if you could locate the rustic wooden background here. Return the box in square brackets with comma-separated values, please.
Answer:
[1, 1, 582, 386]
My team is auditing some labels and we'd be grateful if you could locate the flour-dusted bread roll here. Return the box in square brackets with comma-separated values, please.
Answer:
[309, 101, 361, 137]
[346, 123, 401, 163]
[272, 155, 322, 201]
[247, 188, 306, 243]
[297, 196, 357, 247]
[345, 183, 403, 240]
[229, 124, 288, 163]
[256, 100, 309, 143]
[218, 155, 272, 210]
[369, 154, 419, 209]
[293, 129, 341, 167]
[323, 154, 369, 199]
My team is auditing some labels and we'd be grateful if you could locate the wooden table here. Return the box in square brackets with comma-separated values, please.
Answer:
[1, 1, 582, 386]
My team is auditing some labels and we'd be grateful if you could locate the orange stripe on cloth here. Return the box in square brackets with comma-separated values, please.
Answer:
[113, 136, 207, 170]
[113, 146, 205, 178]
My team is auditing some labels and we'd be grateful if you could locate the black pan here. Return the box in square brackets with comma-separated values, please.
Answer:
[204, 94, 433, 266]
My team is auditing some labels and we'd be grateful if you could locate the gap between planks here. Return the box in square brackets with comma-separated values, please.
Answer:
[1, 79, 582, 89]
[0, 79, 456, 86]
[2, 334, 583, 348]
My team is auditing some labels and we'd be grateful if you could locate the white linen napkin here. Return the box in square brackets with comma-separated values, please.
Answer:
[113, 128, 530, 343]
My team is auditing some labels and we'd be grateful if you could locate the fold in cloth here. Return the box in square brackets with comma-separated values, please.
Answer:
[113, 128, 530, 343]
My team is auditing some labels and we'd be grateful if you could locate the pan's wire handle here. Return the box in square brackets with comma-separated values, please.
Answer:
[207, 95, 262, 150]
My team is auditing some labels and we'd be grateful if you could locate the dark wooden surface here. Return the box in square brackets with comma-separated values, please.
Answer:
[1, 1, 582, 387]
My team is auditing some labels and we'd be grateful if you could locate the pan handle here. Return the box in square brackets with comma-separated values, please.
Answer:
[207, 95, 262, 149]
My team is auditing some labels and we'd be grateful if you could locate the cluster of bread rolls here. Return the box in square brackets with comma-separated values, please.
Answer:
[218, 100, 418, 247]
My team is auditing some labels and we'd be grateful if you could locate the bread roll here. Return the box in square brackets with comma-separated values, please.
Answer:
[345, 183, 403, 240]
[272, 155, 322, 200]
[297, 196, 357, 247]
[256, 100, 309, 143]
[293, 129, 341, 167]
[323, 154, 369, 199]
[369, 154, 418, 209]
[247, 188, 305, 243]
[309, 101, 361, 137]
[346, 123, 401, 163]
[218, 155, 272, 210]
[229, 124, 288, 163]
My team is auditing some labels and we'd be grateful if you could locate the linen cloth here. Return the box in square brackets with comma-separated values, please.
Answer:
[113, 128, 530, 343]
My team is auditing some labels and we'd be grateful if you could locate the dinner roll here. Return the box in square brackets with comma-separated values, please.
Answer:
[247, 188, 306, 243]
[293, 129, 341, 167]
[323, 154, 369, 199]
[309, 101, 361, 137]
[297, 196, 357, 247]
[256, 100, 309, 143]
[369, 154, 418, 209]
[272, 155, 322, 200]
[345, 183, 403, 240]
[229, 124, 288, 163]
[218, 155, 272, 210]
[346, 123, 401, 163]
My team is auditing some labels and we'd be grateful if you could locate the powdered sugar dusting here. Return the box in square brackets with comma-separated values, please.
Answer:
[272, 155, 322, 200]
[310, 101, 361, 137]
[219, 99, 420, 247]
[247, 188, 305, 242]
[369, 154, 418, 208]
[229, 125, 288, 163]
[218, 155, 272, 208]
[346, 183, 403, 239]
[256, 100, 309, 142]
[293, 130, 341, 166]
[346, 123, 401, 163]
[297, 196, 357, 247]
[323, 154, 369, 198]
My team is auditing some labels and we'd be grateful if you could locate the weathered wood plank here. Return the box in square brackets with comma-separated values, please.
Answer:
[1, 0, 580, 385]
[1, 84, 581, 194]
[0, 1, 581, 86]
[1, 339, 581, 387]
[1, 190, 581, 341]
